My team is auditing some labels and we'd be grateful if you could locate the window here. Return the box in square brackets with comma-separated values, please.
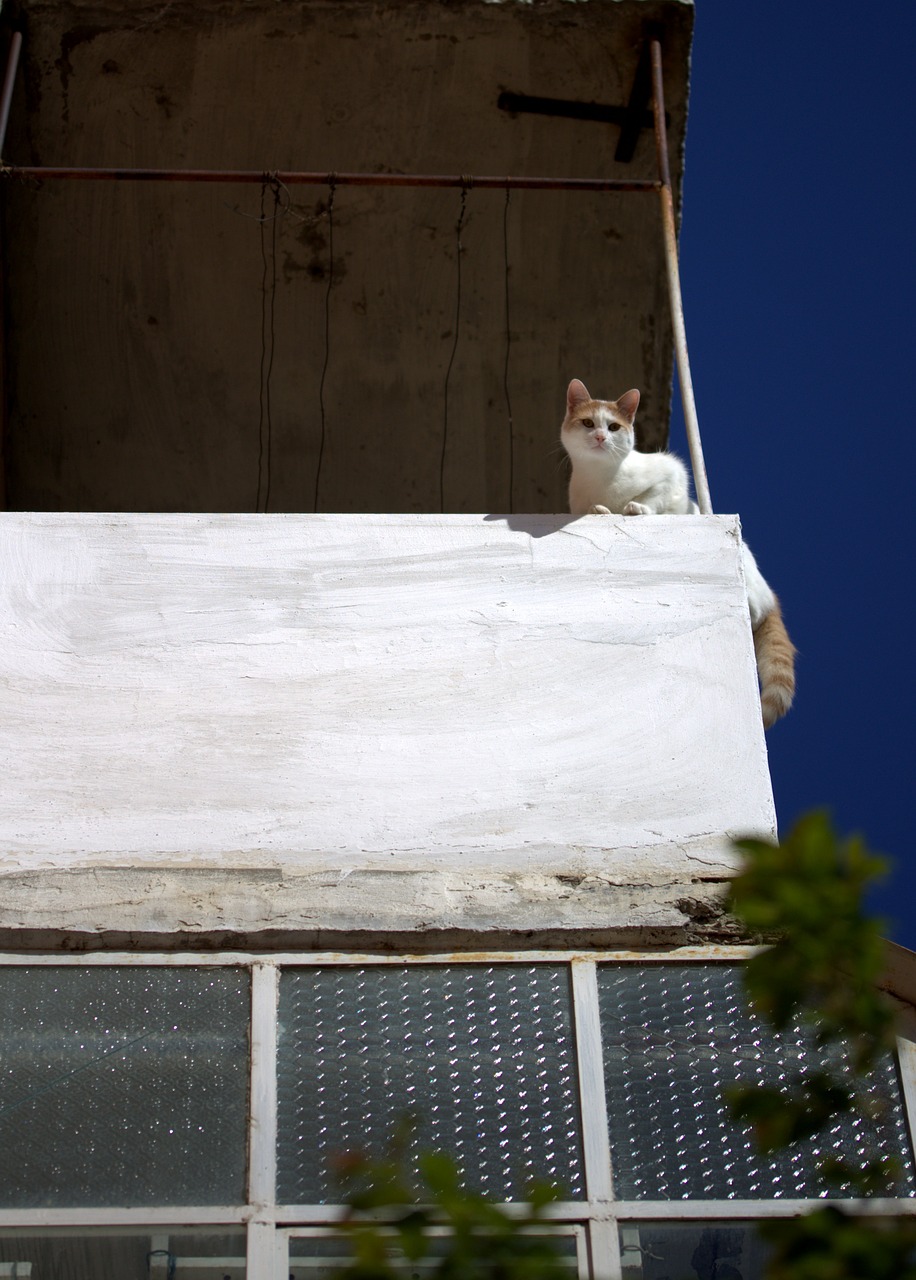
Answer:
[0, 951, 913, 1280]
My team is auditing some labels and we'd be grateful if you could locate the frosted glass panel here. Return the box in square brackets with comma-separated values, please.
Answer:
[0, 967, 249, 1207]
[618, 1222, 770, 1280]
[277, 965, 584, 1203]
[598, 964, 916, 1200]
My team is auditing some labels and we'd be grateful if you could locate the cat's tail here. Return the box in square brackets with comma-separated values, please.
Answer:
[753, 598, 796, 729]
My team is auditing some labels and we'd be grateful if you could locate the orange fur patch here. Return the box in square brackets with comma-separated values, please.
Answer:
[753, 598, 796, 728]
[567, 400, 626, 427]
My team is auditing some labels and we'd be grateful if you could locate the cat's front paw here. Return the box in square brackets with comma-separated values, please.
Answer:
[623, 501, 651, 516]
[587, 504, 612, 516]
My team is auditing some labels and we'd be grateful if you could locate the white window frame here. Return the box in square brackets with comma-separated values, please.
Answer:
[0, 947, 912, 1280]
[279, 1224, 588, 1280]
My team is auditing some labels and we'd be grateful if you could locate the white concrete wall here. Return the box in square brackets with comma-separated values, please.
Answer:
[0, 512, 774, 946]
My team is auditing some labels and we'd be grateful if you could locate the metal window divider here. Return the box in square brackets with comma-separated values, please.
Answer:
[896, 1036, 916, 1174]
[248, 961, 280, 1279]
[570, 959, 622, 1280]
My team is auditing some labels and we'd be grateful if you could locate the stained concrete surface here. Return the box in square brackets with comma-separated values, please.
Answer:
[1, 0, 692, 514]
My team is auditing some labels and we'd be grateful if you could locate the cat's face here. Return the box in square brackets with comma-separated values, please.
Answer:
[561, 379, 640, 465]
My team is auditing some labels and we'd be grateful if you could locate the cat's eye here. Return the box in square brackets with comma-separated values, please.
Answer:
[581, 418, 593, 429]
[608, 422, 621, 432]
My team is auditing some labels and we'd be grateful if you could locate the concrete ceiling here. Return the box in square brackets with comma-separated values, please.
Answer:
[1, 0, 693, 514]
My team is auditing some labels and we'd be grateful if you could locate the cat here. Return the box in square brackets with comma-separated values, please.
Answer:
[560, 377, 795, 728]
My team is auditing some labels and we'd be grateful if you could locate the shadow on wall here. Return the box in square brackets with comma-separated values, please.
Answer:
[482, 513, 580, 539]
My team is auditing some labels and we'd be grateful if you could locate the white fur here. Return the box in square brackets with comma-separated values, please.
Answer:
[561, 378, 775, 626]
[561, 380, 694, 518]
[739, 542, 776, 630]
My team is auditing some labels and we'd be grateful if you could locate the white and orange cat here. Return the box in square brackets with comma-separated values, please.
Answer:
[560, 377, 795, 728]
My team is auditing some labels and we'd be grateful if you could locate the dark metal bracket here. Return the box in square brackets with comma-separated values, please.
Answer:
[496, 35, 668, 164]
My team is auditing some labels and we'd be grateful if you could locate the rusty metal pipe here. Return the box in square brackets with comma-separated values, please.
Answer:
[0, 32, 22, 161]
[0, 165, 659, 193]
[650, 38, 712, 515]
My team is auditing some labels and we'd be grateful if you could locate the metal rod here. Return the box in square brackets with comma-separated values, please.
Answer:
[0, 33, 18, 513]
[0, 164, 659, 192]
[0, 32, 21, 160]
[650, 38, 712, 515]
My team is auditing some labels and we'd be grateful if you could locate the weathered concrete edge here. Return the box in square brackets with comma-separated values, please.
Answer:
[0, 864, 744, 952]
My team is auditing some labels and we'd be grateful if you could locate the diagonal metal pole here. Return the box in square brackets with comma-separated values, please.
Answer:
[650, 38, 712, 514]
[0, 31, 20, 512]
[0, 32, 22, 159]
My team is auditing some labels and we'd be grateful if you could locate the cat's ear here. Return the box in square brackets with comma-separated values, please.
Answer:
[616, 389, 640, 423]
[567, 379, 591, 411]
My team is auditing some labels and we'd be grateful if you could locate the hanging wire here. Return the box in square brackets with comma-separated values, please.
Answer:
[256, 179, 269, 511]
[227, 174, 293, 224]
[502, 183, 514, 513]
[440, 180, 469, 513]
[314, 176, 336, 513]
[265, 179, 280, 511]
[256, 176, 281, 512]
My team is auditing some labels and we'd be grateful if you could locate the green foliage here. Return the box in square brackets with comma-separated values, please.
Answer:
[730, 811, 893, 1068]
[728, 812, 916, 1279]
[329, 1139, 570, 1280]
[727, 811, 897, 1175]
[758, 1207, 916, 1280]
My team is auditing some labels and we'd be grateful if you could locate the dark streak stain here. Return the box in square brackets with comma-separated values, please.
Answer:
[282, 250, 308, 283]
[309, 255, 347, 284]
[55, 26, 104, 123]
[293, 199, 349, 282]
[153, 85, 178, 119]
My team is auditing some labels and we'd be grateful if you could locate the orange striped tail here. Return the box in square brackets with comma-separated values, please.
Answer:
[753, 598, 796, 729]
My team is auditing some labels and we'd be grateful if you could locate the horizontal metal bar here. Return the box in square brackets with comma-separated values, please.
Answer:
[0, 1208, 252, 1228]
[0, 165, 659, 193]
[282, 1224, 584, 1238]
[0, 946, 760, 966]
[3, 1197, 916, 1232]
[274, 1204, 589, 1225]
[608, 1199, 916, 1220]
[278, 1199, 916, 1224]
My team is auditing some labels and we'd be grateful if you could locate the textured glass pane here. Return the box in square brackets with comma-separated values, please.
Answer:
[277, 965, 584, 1203]
[288, 1231, 579, 1277]
[618, 1222, 771, 1280]
[0, 967, 249, 1207]
[0, 1231, 246, 1280]
[598, 965, 916, 1199]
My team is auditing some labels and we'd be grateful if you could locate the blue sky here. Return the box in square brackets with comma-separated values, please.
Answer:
[669, 2, 916, 945]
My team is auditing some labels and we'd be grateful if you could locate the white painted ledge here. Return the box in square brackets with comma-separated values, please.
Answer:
[0, 513, 774, 945]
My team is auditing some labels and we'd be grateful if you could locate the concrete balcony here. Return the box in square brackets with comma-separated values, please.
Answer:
[0, 512, 774, 949]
